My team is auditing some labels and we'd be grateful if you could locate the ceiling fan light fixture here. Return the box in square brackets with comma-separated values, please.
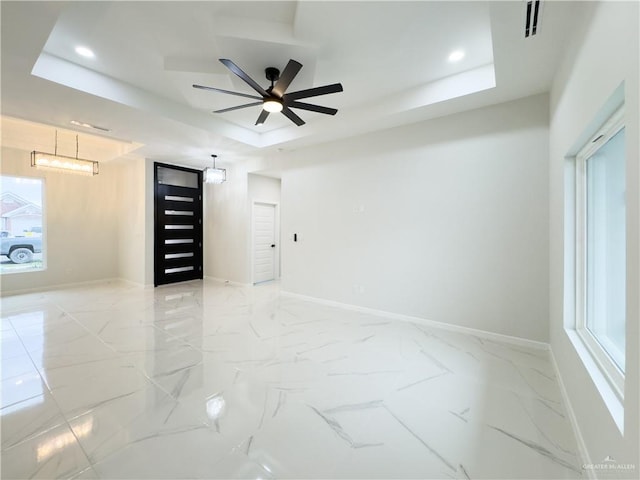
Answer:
[263, 99, 283, 113]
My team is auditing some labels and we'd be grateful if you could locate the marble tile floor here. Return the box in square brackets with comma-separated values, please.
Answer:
[0, 279, 583, 479]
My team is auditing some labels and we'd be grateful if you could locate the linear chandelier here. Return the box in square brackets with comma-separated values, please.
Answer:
[31, 131, 99, 176]
[204, 154, 226, 184]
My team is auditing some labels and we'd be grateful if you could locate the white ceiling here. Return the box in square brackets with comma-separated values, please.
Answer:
[1, 1, 587, 169]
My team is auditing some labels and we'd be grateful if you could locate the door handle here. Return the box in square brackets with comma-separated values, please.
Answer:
[271, 244, 276, 248]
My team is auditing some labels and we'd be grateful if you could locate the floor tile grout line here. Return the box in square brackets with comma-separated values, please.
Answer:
[1, 315, 65, 452]
[0, 391, 45, 415]
[56, 302, 197, 406]
[3, 300, 180, 473]
[2, 311, 97, 476]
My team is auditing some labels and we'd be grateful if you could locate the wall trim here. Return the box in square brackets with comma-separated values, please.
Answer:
[549, 347, 593, 479]
[280, 290, 549, 350]
[117, 278, 154, 289]
[0, 276, 251, 297]
[0, 277, 124, 297]
[205, 276, 251, 287]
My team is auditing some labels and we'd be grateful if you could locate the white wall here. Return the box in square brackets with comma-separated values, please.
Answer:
[278, 94, 550, 342]
[0, 146, 120, 293]
[549, 0, 639, 472]
[203, 168, 282, 285]
[248, 173, 281, 204]
[203, 162, 251, 284]
[115, 155, 151, 286]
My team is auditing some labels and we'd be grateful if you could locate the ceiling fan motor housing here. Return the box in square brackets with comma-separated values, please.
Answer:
[265, 67, 280, 83]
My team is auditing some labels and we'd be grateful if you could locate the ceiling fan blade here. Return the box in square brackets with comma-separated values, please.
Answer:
[284, 83, 343, 101]
[281, 107, 305, 126]
[255, 109, 270, 125]
[219, 59, 269, 97]
[272, 59, 302, 97]
[287, 101, 338, 116]
[193, 84, 262, 100]
[214, 101, 263, 114]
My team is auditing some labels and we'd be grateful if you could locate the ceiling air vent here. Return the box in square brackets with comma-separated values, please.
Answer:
[525, 0, 542, 38]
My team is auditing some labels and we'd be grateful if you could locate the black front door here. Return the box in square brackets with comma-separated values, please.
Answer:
[154, 162, 203, 286]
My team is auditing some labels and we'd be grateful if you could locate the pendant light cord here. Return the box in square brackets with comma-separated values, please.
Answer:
[53, 131, 81, 159]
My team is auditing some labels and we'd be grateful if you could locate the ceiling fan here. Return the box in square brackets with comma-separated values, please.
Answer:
[193, 59, 343, 127]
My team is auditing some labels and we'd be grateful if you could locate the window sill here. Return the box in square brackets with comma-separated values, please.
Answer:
[566, 328, 624, 434]
[0, 267, 46, 275]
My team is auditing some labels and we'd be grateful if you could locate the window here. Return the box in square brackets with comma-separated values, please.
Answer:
[0, 176, 45, 274]
[575, 106, 625, 396]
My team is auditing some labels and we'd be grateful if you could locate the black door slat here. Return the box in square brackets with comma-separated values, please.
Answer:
[159, 216, 198, 226]
[162, 245, 196, 255]
[163, 257, 197, 268]
[160, 230, 199, 240]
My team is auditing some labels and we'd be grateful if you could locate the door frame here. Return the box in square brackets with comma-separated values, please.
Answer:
[250, 199, 280, 285]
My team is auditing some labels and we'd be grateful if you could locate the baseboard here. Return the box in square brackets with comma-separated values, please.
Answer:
[1, 276, 251, 297]
[205, 276, 251, 287]
[0, 277, 124, 297]
[116, 278, 153, 289]
[280, 290, 549, 351]
[549, 348, 593, 478]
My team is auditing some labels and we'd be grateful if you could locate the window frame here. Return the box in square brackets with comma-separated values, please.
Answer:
[0, 174, 46, 275]
[574, 106, 625, 399]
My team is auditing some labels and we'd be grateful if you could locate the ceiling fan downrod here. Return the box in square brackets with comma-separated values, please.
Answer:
[265, 67, 280, 88]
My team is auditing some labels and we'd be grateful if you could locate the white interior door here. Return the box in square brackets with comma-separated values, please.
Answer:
[253, 202, 276, 284]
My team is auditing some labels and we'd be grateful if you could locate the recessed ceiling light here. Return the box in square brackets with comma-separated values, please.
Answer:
[75, 46, 95, 58]
[448, 50, 465, 63]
